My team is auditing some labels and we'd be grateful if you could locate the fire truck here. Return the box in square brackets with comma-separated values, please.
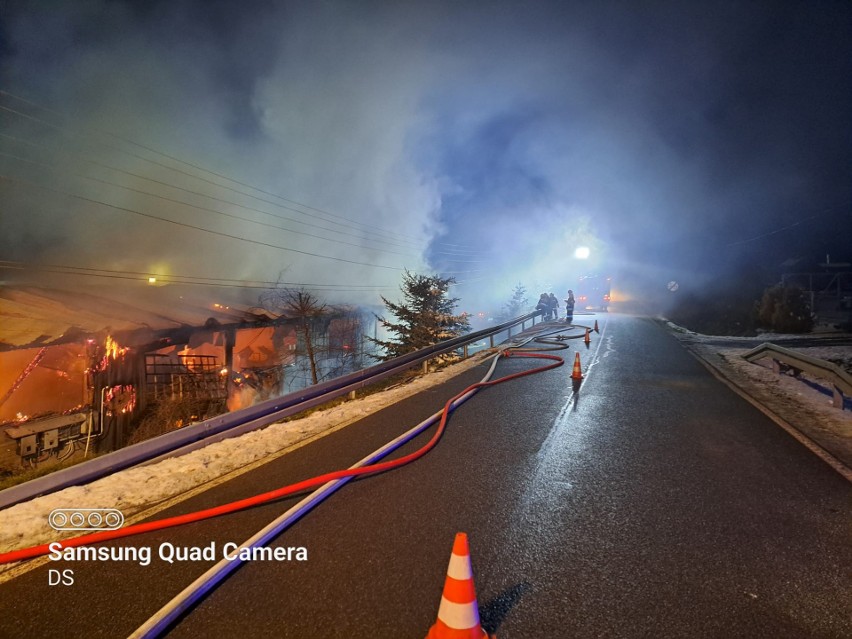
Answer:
[575, 275, 611, 312]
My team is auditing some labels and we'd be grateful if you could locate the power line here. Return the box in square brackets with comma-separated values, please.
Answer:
[0, 175, 410, 272]
[724, 206, 848, 247]
[1, 258, 486, 289]
[0, 150, 433, 260]
[0, 102, 425, 249]
[448, 276, 491, 285]
[439, 267, 488, 275]
[0, 91, 486, 254]
[0, 108, 485, 259]
[0, 134, 435, 255]
[0, 261, 400, 292]
[0, 258, 493, 295]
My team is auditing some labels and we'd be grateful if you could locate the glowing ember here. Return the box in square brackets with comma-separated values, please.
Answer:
[104, 384, 136, 415]
[97, 336, 130, 371]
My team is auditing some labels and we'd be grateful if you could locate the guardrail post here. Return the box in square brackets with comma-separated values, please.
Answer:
[522, 320, 526, 331]
[746, 343, 852, 412]
[463, 344, 469, 358]
[508, 326, 512, 338]
[422, 359, 429, 374]
[348, 390, 356, 400]
[489, 335, 494, 348]
[833, 385, 844, 410]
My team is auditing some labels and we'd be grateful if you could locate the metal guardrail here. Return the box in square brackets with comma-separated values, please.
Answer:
[0, 311, 545, 509]
[742, 342, 852, 409]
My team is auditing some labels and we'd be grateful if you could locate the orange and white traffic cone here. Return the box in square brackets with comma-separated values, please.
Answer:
[570, 352, 583, 392]
[426, 533, 495, 639]
[571, 352, 583, 380]
[593, 319, 599, 333]
[584, 328, 591, 345]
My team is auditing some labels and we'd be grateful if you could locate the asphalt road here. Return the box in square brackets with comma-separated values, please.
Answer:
[1, 314, 850, 638]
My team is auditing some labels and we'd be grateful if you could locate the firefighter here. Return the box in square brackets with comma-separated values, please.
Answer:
[548, 293, 559, 320]
[536, 293, 550, 318]
[564, 290, 575, 324]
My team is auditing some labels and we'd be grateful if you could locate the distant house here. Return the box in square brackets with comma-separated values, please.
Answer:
[781, 255, 852, 329]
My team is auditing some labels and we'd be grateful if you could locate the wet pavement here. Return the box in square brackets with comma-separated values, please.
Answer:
[1, 314, 850, 638]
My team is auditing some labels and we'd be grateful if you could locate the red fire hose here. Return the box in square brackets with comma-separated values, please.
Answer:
[0, 350, 562, 565]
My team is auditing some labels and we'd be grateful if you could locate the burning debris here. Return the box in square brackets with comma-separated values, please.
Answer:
[1, 306, 371, 479]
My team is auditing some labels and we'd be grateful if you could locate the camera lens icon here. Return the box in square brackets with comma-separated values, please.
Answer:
[48, 508, 124, 531]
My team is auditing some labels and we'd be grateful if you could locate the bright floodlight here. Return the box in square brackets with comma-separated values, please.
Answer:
[574, 246, 590, 259]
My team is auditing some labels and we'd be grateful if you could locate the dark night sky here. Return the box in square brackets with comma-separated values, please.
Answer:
[1, 0, 850, 315]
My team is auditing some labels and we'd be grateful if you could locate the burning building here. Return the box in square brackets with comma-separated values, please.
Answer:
[0, 288, 370, 474]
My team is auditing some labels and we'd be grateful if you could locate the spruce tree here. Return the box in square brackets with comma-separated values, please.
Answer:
[501, 282, 529, 320]
[369, 270, 470, 360]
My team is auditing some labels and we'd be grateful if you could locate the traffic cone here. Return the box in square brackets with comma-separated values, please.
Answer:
[584, 328, 591, 345]
[593, 319, 599, 333]
[426, 533, 494, 639]
[570, 352, 583, 380]
[571, 352, 583, 392]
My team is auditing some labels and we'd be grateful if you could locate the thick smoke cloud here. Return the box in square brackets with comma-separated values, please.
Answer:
[1, 0, 849, 321]
[412, 1, 851, 310]
[0, 1, 440, 315]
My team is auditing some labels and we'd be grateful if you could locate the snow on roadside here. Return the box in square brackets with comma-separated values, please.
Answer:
[664, 320, 852, 468]
[0, 352, 498, 558]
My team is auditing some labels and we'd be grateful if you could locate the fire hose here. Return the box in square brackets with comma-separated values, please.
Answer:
[0, 347, 565, 568]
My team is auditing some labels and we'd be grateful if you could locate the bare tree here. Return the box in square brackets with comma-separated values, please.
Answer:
[259, 286, 327, 385]
[317, 305, 364, 381]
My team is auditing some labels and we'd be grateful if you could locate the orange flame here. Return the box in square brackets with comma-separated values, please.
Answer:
[104, 336, 129, 360]
[104, 384, 136, 415]
[98, 336, 130, 372]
